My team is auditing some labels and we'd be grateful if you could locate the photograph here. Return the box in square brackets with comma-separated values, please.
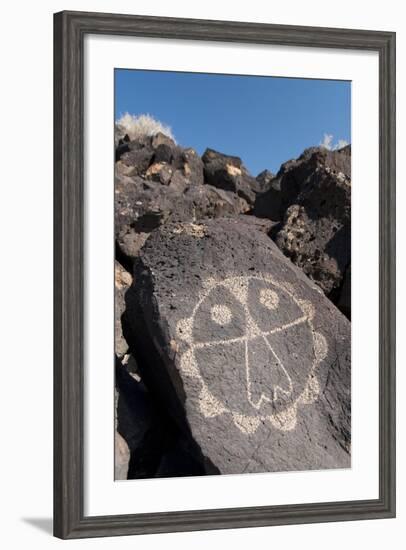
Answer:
[114, 69, 352, 481]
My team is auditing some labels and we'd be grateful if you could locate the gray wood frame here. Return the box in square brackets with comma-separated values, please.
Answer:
[54, 10, 396, 539]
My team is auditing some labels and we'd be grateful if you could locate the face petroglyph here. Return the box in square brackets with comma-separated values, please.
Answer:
[176, 275, 328, 434]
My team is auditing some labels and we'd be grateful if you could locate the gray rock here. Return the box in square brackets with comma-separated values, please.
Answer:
[123, 218, 351, 474]
[182, 148, 204, 186]
[202, 148, 260, 206]
[256, 169, 275, 192]
[120, 148, 154, 175]
[254, 177, 282, 222]
[255, 145, 351, 221]
[114, 137, 249, 272]
[151, 132, 177, 150]
[115, 172, 249, 268]
[275, 163, 351, 295]
[154, 143, 175, 164]
[236, 214, 278, 235]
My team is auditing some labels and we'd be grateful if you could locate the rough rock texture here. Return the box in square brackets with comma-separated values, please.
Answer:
[114, 261, 132, 357]
[275, 159, 351, 296]
[256, 169, 275, 192]
[117, 132, 204, 188]
[115, 172, 249, 268]
[202, 148, 260, 206]
[236, 214, 278, 235]
[114, 137, 250, 270]
[123, 218, 351, 474]
[254, 145, 351, 222]
[252, 146, 351, 306]
[253, 176, 282, 222]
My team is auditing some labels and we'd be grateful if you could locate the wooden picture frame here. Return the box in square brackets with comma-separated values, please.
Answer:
[54, 10, 396, 539]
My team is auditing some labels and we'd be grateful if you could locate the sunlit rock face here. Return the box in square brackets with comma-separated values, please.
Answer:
[123, 217, 351, 475]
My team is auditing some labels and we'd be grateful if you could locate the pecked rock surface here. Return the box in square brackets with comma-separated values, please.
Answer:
[123, 217, 351, 474]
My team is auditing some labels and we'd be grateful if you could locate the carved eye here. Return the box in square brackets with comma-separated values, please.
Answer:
[247, 279, 302, 333]
[259, 289, 279, 310]
[192, 285, 246, 343]
[211, 304, 232, 325]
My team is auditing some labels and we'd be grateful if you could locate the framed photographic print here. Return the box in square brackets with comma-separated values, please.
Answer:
[54, 10, 396, 539]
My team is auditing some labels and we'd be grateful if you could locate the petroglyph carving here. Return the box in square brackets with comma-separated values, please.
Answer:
[176, 275, 328, 434]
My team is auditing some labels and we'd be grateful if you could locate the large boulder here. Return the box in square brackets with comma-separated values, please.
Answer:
[202, 148, 260, 206]
[275, 161, 351, 296]
[123, 218, 351, 474]
[254, 145, 351, 221]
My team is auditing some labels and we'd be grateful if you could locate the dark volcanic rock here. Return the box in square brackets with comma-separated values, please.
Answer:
[154, 143, 175, 164]
[120, 148, 155, 175]
[277, 145, 351, 212]
[123, 218, 351, 474]
[254, 176, 282, 222]
[115, 172, 249, 268]
[182, 148, 204, 186]
[114, 136, 245, 269]
[116, 132, 200, 185]
[256, 169, 275, 192]
[255, 145, 351, 221]
[236, 214, 279, 236]
[151, 132, 177, 150]
[275, 162, 351, 295]
[253, 145, 351, 298]
[202, 148, 260, 206]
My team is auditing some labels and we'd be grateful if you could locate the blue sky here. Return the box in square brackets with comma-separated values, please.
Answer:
[115, 69, 351, 176]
